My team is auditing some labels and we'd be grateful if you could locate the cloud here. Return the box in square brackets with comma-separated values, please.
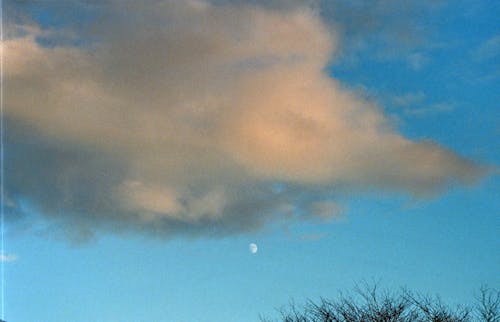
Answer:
[472, 35, 500, 61]
[308, 201, 344, 221]
[469, 35, 500, 82]
[317, 0, 446, 67]
[299, 232, 329, 241]
[0, 253, 18, 263]
[403, 103, 455, 117]
[389, 92, 454, 117]
[4, 1, 485, 240]
[407, 52, 429, 71]
[391, 92, 426, 107]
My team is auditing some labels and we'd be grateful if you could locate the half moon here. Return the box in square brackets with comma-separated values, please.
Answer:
[249, 243, 258, 254]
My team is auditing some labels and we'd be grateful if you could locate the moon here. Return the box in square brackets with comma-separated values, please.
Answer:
[249, 243, 258, 254]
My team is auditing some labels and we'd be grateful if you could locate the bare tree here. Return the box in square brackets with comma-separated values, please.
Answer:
[403, 290, 471, 322]
[475, 286, 499, 322]
[261, 284, 498, 322]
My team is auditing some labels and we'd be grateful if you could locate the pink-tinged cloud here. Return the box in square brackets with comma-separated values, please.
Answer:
[4, 1, 485, 240]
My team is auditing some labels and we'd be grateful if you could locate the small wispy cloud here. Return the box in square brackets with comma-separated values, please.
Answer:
[0, 254, 18, 263]
[407, 52, 429, 71]
[390, 92, 454, 117]
[391, 92, 426, 107]
[472, 35, 500, 61]
[403, 102, 455, 117]
[308, 201, 344, 221]
[468, 35, 500, 82]
[299, 232, 329, 241]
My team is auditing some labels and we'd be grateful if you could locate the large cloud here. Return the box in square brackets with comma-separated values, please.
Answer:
[4, 1, 483, 240]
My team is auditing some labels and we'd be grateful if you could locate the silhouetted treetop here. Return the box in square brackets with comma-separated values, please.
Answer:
[260, 284, 499, 322]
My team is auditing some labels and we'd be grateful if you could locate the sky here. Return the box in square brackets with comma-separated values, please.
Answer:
[2, 1, 499, 321]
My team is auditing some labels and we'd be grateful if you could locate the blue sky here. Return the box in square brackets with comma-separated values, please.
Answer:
[3, 1, 499, 321]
